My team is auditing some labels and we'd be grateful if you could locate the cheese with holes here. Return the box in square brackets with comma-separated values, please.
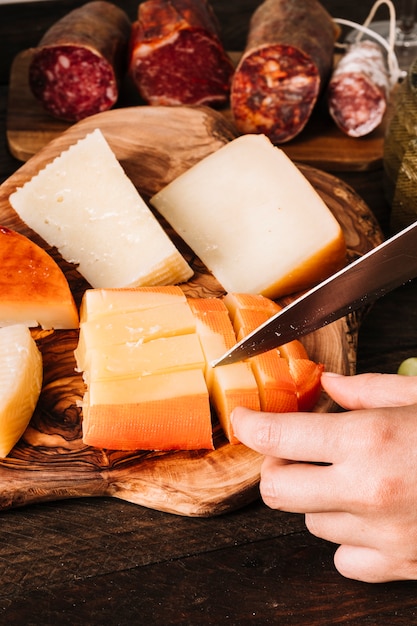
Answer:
[151, 134, 346, 298]
[9, 129, 193, 289]
[0, 226, 78, 329]
[0, 325, 43, 458]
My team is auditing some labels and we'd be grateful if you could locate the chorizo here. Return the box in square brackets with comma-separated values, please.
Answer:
[128, 0, 234, 106]
[327, 40, 390, 137]
[230, 0, 339, 144]
[29, 1, 131, 122]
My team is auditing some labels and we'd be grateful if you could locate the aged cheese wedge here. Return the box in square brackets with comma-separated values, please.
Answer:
[151, 134, 346, 298]
[9, 129, 193, 289]
[0, 325, 43, 458]
[0, 226, 78, 329]
[187, 297, 260, 444]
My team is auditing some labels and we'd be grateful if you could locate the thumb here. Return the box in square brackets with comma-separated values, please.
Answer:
[321, 372, 417, 410]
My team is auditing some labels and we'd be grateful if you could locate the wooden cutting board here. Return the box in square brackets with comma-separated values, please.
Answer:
[0, 105, 383, 517]
[7, 49, 386, 171]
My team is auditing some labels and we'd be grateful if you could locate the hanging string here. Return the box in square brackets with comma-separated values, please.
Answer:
[333, 0, 402, 87]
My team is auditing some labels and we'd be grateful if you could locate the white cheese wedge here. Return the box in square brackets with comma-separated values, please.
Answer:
[9, 129, 193, 289]
[151, 134, 346, 299]
[0, 325, 43, 458]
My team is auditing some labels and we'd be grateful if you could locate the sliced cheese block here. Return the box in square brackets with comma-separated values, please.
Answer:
[0, 325, 43, 457]
[151, 134, 346, 298]
[188, 297, 260, 444]
[0, 226, 78, 329]
[85, 334, 205, 382]
[9, 129, 193, 289]
[83, 370, 213, 451]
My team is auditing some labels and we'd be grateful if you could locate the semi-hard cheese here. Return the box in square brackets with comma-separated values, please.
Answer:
[0, 325, 43, 458]
[0, 226, 78, 329]
[9, 129, 193, 289]
[151, 134, 346, 299]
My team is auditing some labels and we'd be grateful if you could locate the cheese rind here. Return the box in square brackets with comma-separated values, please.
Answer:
[9, 129, 193, 289]
[151, 134, 346, 298]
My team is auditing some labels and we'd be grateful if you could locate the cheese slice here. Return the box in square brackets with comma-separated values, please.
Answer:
[0, 226, 78, 329]
[85, 334, 206, 382]
[9, 129, 193, 289]
[0, 325, 43, 458]
[83, 369, 213, 451]
[79, 285, 187, 322]
[151, 134, 346, 299]
[75, 301, 196, 371]
[188, 297, 260, 444]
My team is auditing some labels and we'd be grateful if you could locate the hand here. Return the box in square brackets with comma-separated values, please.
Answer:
[231, 372, 417, 583]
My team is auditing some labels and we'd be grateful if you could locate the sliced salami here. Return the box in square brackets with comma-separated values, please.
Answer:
[29, 1, 131, 122]
[128, 0, 234, 106]
[230, 0, 338, 144]
[327, 40, 390, 137]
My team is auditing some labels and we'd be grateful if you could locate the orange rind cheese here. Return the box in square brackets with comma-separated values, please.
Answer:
[75, 287, 324, 451]
[0, 226, 78, 329]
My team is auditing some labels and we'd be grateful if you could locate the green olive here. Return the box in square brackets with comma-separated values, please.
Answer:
[397, 357, 417, 376]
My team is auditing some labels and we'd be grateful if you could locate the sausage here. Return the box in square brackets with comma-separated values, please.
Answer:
[230, 0, 339, 144]
[29, 1, 131, 122]
[128, 0, 234, 106]
[327, 40, 390, 137]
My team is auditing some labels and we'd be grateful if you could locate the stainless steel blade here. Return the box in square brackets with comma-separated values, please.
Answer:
[212, 220, 417, 367]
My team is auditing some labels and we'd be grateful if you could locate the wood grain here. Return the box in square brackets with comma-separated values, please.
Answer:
[0, 105, 383, 516]
[7, 49, 386, 170]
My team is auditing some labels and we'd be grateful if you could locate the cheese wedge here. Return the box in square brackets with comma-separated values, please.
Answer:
[0, 325, 43, 458]
[151, 134, 346, 298]
[0, 226, 78, 329]
[9, 129, 193, 289]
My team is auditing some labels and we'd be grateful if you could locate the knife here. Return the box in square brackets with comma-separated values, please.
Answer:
[212, 219, 417, 367]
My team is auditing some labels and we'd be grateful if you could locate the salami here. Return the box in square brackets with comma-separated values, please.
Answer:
[29, 1, 131, 122]
[128, 0, 234, 106]
[230, 0, 338, 144]
[327, 40, 390, 137]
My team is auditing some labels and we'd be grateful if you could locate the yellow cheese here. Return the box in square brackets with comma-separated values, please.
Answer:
[9, 129, 193, 289]
[75, 301, 196, 371]
[82, 369, 213, 451]
[85, 334, 206, 382]
[79, 285, 187, 322]
[0, 325, 43, 458]
[187, 297, 260, 444]
[151, 134, 346, 298]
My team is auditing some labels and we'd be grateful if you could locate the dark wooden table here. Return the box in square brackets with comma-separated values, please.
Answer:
[1, 2, 417, 624]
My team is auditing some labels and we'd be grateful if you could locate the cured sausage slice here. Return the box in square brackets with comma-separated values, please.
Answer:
[29, 1, 131, 122]
[327, 40, 389, 137]
[230, 0, 338, 144]
[128, 0, 234, 106]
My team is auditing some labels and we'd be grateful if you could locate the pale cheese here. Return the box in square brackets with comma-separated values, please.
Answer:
[0, 325, 43, 458]
[151, 134, 346, 299]
[9, 129, 193, 289]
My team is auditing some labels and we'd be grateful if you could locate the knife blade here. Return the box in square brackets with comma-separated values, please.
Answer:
[212, 219, 417, 367]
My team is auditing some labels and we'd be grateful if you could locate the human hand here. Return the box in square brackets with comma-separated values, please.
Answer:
[231, 372, 417, 583]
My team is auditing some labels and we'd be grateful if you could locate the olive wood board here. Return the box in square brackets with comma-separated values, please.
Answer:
[7, 49, 386, 171]
[0, 105, 383, 517]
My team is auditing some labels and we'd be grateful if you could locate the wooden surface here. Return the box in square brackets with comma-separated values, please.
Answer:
[7, 48, 386, 170]
[1, 2, 417, 624]
[0, 104, 383, 516]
